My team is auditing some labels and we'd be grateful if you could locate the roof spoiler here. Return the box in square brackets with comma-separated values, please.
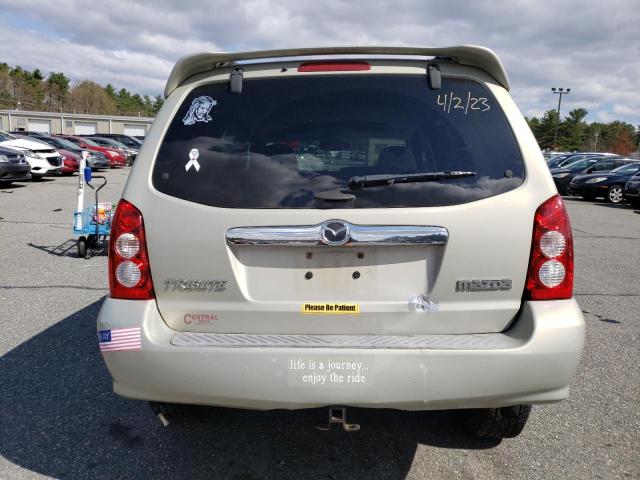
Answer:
[164, 45, 510, 98]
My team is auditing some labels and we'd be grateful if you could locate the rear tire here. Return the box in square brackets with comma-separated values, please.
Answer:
[77, 237, 87, 258]
[0, 181, 13, 188]
[460, 404, 532, 440]
[606, 185, 624, 203]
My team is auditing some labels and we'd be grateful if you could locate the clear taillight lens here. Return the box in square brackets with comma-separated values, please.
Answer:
[116, 260, 142, 287]
[539, 230, 566, 258]
[115, 233, 140, 258]
[538, 260, 566, 287]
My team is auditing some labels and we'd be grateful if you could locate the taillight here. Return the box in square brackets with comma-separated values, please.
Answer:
[525, 195, 574, 300]
[108, 199, 154, 299]
[297, 61, 371, 72]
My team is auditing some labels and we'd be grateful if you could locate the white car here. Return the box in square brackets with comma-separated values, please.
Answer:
[97, 46, 585, 440]
[0, 132, 63, 177]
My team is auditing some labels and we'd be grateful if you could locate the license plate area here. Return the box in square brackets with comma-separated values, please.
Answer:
[229, 246, 428, 301]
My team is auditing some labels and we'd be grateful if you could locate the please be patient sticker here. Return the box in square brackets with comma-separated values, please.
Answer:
[301, 303, 360, 315]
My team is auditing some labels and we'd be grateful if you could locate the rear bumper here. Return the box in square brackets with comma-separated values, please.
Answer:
[97, 298, 585, 411]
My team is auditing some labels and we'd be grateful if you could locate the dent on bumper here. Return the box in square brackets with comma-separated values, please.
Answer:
[97, 298, 585, 411]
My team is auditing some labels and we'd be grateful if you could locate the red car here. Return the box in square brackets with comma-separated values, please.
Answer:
[58, 149, 80, 174]
[56, 135, 127, 167]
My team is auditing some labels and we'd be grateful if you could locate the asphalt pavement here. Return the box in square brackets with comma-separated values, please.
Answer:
[0, 169, 638, 480]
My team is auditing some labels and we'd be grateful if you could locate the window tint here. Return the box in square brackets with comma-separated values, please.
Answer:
[593, 159, 615, 171]
[612, 163, 639, 174]
[566, 159, 588, 171]
[153, 75, 524, 208]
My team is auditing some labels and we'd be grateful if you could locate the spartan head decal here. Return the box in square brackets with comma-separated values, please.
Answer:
[183, 96, 217, 125]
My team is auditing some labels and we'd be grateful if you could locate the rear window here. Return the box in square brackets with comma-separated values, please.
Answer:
[152, 74, 524, 208]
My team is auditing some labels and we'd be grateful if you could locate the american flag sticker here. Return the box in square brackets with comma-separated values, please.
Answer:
[98, 327, 141, 352]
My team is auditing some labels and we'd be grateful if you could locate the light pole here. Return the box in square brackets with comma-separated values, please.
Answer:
[551, 87, 570, 148]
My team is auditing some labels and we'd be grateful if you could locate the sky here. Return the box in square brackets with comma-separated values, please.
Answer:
[0, 0, 638, 125]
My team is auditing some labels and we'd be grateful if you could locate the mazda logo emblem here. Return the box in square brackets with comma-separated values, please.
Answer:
[320, 221, 350, 245]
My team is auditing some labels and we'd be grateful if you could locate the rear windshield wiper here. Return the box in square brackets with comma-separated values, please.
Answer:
[348, 171, 476, 190]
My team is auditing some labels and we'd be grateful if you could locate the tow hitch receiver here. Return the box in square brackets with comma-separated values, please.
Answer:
[315, 407, 360, 432]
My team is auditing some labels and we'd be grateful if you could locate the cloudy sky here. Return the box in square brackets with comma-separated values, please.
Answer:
[0, 0, 638, 124]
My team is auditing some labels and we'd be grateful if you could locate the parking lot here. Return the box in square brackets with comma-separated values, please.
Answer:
[0, 169, 638, 480]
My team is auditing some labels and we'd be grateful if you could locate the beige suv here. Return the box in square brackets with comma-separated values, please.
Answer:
[97, 46, 584, 440]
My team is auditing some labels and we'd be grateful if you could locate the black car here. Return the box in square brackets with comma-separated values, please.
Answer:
[0, 145, 31, 186]
[28, 134, 110, 170]
[87, 133, 142, 148]
[569, 162, 640, 203]
[551, 156, 632, 195]
[546, 153, 606, 169]
[623, 172, 640, 207]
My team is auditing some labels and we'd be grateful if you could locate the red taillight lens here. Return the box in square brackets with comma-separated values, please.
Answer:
[297, 61, 371, 72]
[525, 195, 574, 300]
[108, 199, 154, 299]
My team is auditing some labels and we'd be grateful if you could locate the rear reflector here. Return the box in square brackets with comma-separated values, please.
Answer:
[525, 195, 574, 300]
[108, 199, 154, 300]
[297, 61, 371, 72]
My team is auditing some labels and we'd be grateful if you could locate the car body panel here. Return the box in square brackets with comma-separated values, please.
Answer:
[164, 45, 511, 98]
[130, 60, 554, 336]
[98, 52, 584, 411]
[98, 297, 584, 410]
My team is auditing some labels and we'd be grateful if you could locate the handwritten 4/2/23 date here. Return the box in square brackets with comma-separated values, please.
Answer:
[437, 92, 490, 115]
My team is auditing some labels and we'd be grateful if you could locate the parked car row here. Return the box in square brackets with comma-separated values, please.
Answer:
[0, 130, 140, 187]
[545, 151, 640, 205]
[13, 131, 142, 167]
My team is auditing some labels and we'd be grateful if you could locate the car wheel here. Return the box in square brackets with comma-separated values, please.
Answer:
[460, 404, 532, 440]
[77, 237, 88, 258]
[606, 185, 624, 204]
[0, 181, 13, 188]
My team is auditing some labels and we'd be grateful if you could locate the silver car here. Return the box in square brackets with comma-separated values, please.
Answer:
[97, 46, 584, 440]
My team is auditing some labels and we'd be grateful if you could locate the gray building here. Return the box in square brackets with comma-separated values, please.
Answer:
[0, 109, 154, 137]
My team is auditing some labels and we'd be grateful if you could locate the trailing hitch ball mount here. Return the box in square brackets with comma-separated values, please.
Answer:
[315, 407, 360, 432]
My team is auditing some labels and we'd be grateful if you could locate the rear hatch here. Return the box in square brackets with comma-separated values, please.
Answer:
[138, 63, 537, 335]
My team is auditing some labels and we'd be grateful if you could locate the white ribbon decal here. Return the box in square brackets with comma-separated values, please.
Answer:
[185, 148, 200, 172]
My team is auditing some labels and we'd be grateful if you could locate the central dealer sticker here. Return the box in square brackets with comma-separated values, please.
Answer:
[301, 303, 360, 315]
